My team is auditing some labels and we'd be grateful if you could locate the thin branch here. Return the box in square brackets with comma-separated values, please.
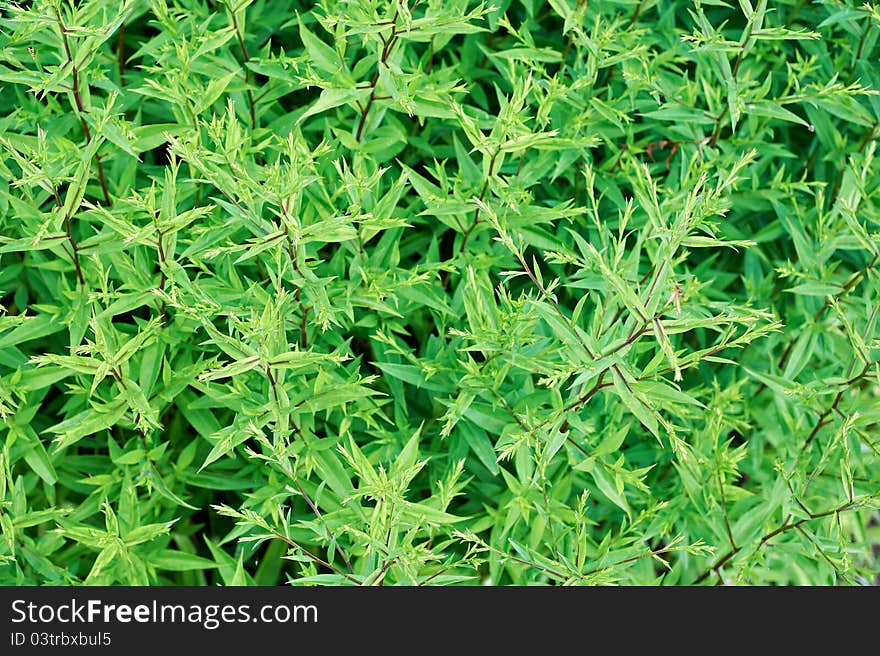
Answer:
[356, 13, 400, 141]
[459, 149, 499, 253]
[715, 465, 737, 550]
[278, 199, 310, 348]
[800, 363, 871, 454]
[515, 248, 596, 359]
[709, 13, 759, 148]
[223, 1, 257, 129]
[755, 252, 878, 396]
[292, 478, 354, 575]
[117, 21, 126, 86]
[53, 185, 85, 285]
[594, 0, 647, 91]
[692, 494, 877, 584]
[54, 7, 111, 206]
[269, 529, 362, 584]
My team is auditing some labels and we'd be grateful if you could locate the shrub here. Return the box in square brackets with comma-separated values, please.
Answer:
[0, 0, 878, 585]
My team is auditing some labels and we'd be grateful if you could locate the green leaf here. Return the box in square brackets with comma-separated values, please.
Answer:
[299, 18, 345, 75]
[459, 421, 500, 475]
[150, 550, 219, 572]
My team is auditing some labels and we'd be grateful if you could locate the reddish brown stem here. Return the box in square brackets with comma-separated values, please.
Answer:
[54, 186, 85, 285]
[693, 496, 872, 584]
[459, 151, 498, 253]
[117, 21, 126, 86]
[356, 7, 404, 141]
[55, 7, 111, 206]
[225, 1, 257, 129]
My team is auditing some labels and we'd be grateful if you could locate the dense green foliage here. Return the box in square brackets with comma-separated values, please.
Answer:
[1, 0, 879, 586]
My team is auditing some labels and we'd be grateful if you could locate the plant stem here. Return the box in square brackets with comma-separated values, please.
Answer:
[293, 478, 354, 574]
[279, 200, 310, 348]
[356, 14, 400, 141]
[224, 1, 257, 129]
[54, 7, 111, 206]
[459, 150, 498, 253]
[117, 21, 126, 86]
[269, 529, 361, 584]
[53, 185, 85, 285]
[692, 494, 877, 584]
